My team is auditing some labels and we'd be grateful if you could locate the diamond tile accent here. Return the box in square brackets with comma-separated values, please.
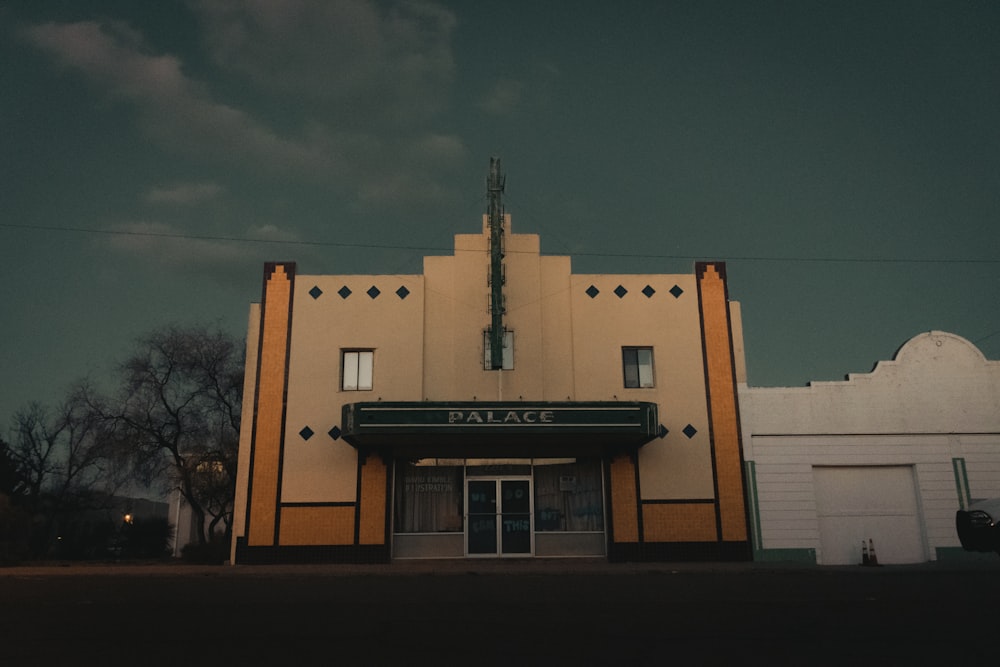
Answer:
[338, 286, 352, 299]
[309, 286, 323, 300]
[682, 424, 698, 439]
[586, 285, 599, 298]
[367, 285, 381, 299]
[396, 286, 410, 300]
[299, 426, 314, 441]
[642, 285, 655, 298]
[614, 285, 628, 298]
[657, 424, 669, 439]
[328, 426, 341, 440]
[669, 285, 684, 299]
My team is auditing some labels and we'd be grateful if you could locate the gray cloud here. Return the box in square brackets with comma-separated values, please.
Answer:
[191, 0, 457, 125]
[24, 2, 467, 211]
[145, 182, 224, 205]
[105, 221, 242, 266]
[104, 220, 302, 270]
[24, 21, 336, 175]
[478, 79, 524, 115]
[477, 62, 560, 116]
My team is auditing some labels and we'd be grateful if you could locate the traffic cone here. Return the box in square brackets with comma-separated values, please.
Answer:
[861, 539, 869, 565]
[868, 539, 878, 566]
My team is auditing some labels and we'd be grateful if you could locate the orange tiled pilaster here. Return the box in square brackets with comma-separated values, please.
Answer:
[247, 263, 294, 546]
[609, 454, 640, 543]
[279, 506, 355, 545]
[643, 503, 718, 542]
[696, 263, 748, 542]
[358, 456, 388, 545]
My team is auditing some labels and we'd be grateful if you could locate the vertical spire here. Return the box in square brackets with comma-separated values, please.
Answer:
[487, 157, 505, 370]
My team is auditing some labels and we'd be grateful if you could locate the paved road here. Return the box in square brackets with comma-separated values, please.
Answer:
[2, 559, 997, 666]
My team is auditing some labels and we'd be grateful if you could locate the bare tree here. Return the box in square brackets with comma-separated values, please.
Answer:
[0, 437, 27, 499]
[91, 325, 243, 548]
[0, 436, 31, 562]
[8, 396, 117, 556]
[10, 402, 59, 509]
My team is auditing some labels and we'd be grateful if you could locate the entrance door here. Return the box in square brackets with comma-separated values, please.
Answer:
[467, 479, 532, 557]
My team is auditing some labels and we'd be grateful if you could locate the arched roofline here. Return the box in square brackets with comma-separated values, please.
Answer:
[890, 330, 987, 364]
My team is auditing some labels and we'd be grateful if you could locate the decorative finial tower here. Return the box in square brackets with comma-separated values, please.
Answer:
[487, 157, 506, 370]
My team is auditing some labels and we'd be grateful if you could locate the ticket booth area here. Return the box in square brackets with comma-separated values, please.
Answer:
[392, 458, 606, 558]
[342, 400, 659, 561]
[392, 458, 607, 559]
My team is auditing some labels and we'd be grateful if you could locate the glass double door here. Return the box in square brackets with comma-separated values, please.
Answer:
[466, 478, 532, 557]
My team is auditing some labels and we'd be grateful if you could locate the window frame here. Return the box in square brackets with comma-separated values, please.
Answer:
[622, 346, 655, 388]
[342, 349, 374, 391]
[483, 329, 514, 370]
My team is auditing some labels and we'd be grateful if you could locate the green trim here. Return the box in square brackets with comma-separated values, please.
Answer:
[754, 548, 816, 564]
[745, 461, 762, 551]
[952, 457, 971, 510]
[935, 547, 998, 562]
[746, 461, 764, 551]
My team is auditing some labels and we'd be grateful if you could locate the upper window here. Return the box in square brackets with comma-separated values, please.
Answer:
[484, 330, 514, 370]
[342, 350, 374, 391]
[622, 347, 654, 388]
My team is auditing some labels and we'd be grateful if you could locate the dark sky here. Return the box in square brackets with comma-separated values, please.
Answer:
[2, 1, 998, 426]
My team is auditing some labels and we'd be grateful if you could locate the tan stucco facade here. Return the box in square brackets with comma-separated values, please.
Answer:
[232, 218, 750, 564]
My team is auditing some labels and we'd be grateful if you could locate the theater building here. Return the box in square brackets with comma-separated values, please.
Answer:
[231, 161, 751, 564]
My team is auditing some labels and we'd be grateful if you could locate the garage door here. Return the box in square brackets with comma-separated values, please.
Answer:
[813, 466, 925, 565]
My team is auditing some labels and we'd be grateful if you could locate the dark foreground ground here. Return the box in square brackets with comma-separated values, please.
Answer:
[2, 559, 997, 666]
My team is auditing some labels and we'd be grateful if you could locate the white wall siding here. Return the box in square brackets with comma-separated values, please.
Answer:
[741, 332, 1000, 563]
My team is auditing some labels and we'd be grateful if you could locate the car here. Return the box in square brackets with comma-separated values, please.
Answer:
[956, 498, 1000, 555]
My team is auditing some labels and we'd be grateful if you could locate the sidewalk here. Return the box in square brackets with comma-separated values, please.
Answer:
[2, 555, 996, 576]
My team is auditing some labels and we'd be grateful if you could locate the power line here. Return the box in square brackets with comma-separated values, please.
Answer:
[1, 222, 447, 253]
[2, 221, 999, 265]
[973, 329, 1000, 344]
[567, 251, 999, 265]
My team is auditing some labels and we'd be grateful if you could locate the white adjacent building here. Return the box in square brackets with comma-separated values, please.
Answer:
[739, 331, 1000, 564]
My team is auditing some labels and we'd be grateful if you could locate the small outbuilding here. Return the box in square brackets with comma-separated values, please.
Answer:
[739, 331, 1000, 564]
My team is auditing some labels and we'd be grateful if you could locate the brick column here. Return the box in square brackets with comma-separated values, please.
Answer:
[696, 262, 749, 543]
[246, 263, 295, 546]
